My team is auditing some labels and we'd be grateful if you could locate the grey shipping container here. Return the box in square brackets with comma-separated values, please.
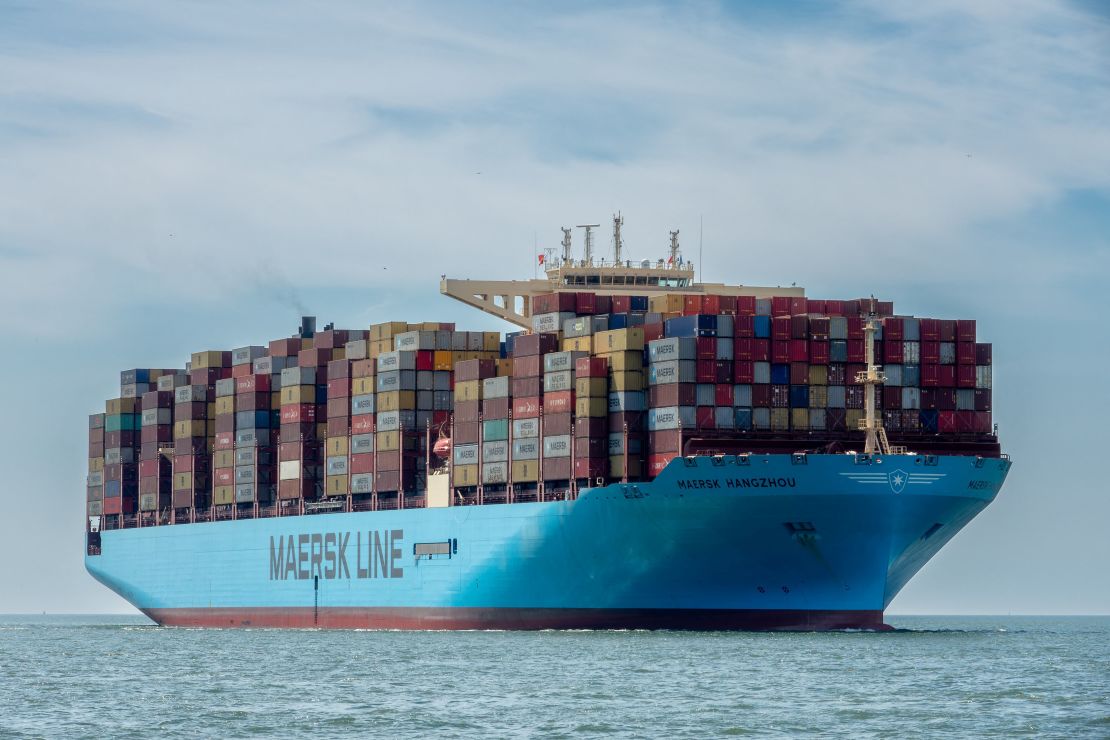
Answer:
[542, 435, 572, 458]
[543, 371, 574, 393]
[647, 406, 696, 431]
[649, 360, 697, 385]
[648, 337, 697, 362]
[482, 440, 509, 463]
[543, 351, 586, 374]
[453, 444, 479, 466]
[483, 376, 510, 399]
[377, 350, 416, 372]
[512, 418, 540, 439]
[351, 433, 375, 454]
[512, 438, 539, 460]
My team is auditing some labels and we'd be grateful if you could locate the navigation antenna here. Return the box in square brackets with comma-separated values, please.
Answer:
[560, 227, 573, 265]
[669, 230, 681, 268]
[856, 297, 898, 456]
[612, 212, 624, 265]
[577, 224, 600, 265]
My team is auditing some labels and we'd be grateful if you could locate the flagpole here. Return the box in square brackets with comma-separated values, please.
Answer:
[534, 231, 537, 279]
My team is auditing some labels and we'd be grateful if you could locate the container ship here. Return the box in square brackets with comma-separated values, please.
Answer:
[84, 217, 1011, 630]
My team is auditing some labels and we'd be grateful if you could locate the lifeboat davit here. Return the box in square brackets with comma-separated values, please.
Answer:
[432, 436, 451, 460]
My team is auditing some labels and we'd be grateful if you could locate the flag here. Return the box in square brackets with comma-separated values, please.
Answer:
[538, 253, 545, 265]
[667, 254, 674, 265]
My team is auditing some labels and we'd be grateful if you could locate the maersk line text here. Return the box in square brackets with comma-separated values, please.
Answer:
[268, 530, 404, 581]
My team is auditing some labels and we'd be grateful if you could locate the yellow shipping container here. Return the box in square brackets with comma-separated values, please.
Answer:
[326, 475, 348, 495]
[649, 294, 685, 314]
[327, 436, 350, 456]
[575, 397, 608, 417]
[281, 385, 315, 405]
[771, 408, 790, 431]
[433, 351, 453, 371]
[88, 457, 104, 472]
[496, 359, 513, 376]
[453, 464, 479, 487]
[191, 350, 226, 369]
[454, 380, 482, 402]
[213, 486, 235, 506]
[809, 386, 828, 409]
[810, 365, 828, 386]
[376, 431, 400, 452]
[598, 350, 643, 372]
[483, 332, 501, 352]
[369, 339, 393, 357]
[214, 397, 235, 415]
[370, 321, 409, 341]
[350, 377, 375, 395]
[174, 420, 206, 439]
[174, 472, 194, 490]
[214, 450, 235, 468]
[575, 377, 608, 397]
[511, 460, 538, 483]
[846, 410, 864, 429]
[105, 397, 137, 414]
[419, 321, 440, 331]
[609, 455, 642, 478]
[332, 348, 346, 361]
[562, 336, 592, 353]
[593, 327, 645, 353]
[792, 409, 810, 430]
[609, 371, 644, 392]
[317, 422, 328, 439]
[377, 390, 415, 412]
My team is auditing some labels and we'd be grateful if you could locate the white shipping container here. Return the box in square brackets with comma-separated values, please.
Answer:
[542, 435, 572, 458]
[482, 462, 508, 485]
[512, 438, 539, 460]
[279, 460, 300, 480]
[829, 317, 848, 340]
[903, 341, 921, 364]
[976, 365, 993, 389]
[827, 386, 847, 408]
[482, 440, 509, 463]
[280, 366, 315, 386]
[754, 362, 771, 385]
[715, 338, 734, 361]
[512, 418, 539, 439]
[543, 370, 574, 393]
[483, 376, 510, 399]
[607, 391, 645, 412]
[453, 443, 479, 466]
[885, 365, 903, 387]
[351, 473, 374, 494]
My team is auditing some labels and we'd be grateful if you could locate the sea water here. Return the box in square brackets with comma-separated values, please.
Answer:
[0, 615, 1106, 738]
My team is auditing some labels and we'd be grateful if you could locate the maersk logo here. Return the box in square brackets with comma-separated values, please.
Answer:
[839, 470, 946, 493]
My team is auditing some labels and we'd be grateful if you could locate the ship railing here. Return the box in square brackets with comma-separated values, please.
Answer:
[214, 506, 234, 521]
[193, 510, 212, 523]
[351, 499, 376, 512]
[257, 504, 278, 518]
[122, 514, 137, 528]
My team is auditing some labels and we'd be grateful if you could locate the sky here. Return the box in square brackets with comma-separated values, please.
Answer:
[0, 0, 1108, 615]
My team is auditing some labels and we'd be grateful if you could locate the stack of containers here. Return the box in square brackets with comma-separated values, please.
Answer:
[233, 365, 275, 507]
[572, 354, 608, 480]
[594, 326, 646, 479]
[349, 351, 376, 498]
[541, 350, 578, 482]
[510, 333, 558, 486]
[174, 350, 229, 513]
[453, 358, 495, 488]
[480, 366, 511, 487]
[138, 388, 173, 513]
[325, 354, 352, 497]
[103, 396, 139, 516]
[87, 414, 105, 517]
[120, 368, 156, 400]
[646, 335, 697, 476]
[369, 321, 409, 359]
[376, 347, 418, 495]
[278, 343, 319, 503]
[212, 376, 237, 506]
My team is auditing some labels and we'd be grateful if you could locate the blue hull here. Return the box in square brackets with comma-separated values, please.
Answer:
[86, 454, 1011, 630]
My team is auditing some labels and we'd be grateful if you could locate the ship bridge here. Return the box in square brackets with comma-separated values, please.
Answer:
[440, 218, 803, 329]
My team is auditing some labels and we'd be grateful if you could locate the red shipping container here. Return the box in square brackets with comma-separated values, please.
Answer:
[455, 400, 479, 423]
[575, 292, 597, 315]
[876, 301, 893, 316]
[215, 432, 234, 450]
[327, 358, 351, 379]
[513, 397, 541, 418]
[974, 411, 992, 433]
[642, 323, 665, 343]
[482, 397, 509, 418]
[809, 340, 829, 365]
[189, 367, 229, 385]
[846, 364, 865, 385]
[102, 496, 137, 516]
[703, 295, 721, 315]
[456, 359, 497, 382]
[847, 317, 864, 340]
[683, 295, 702, 315]
[279, 479, 312, 500]
[327, 377, 350, 399]
[512, 377, 542, 398]
[883, 387, 902, 410]
[326, 417, 348, 437]
[938, 365, 956, 387]
[269, 338, 301, 357]
[415, 350, 435, 372]
[884, 341, 904, 364]
[921, 364, 939, 388]
[920, 388, 938, 409]
[751, 384, 772, 407]
[715, 360, 732, 384]
[574, 436, 608, 458]
[215, 415, 235, 434]
[350, 453, 374, 474]
[772, 341, 790, 364]
[957, 364, 976, 388]
[281, 404, 317, 424]
[512, 355, 542, 378]
[937, 389, 957, 411]
[772, 317, 791, 340]
[141, 390, 174, 409]
[974, 388, 992, 411]
[326, 397, 348, 418]
[298, 347, 332, 368]
[512, 333, 559, 358]
[847, 340, 865, 363]
[790, 362, 809, 385]
[734, 315, 754, 338]
[575, 356, 609, 377]
[809, 317, 830, 340]
[790, 339, 808, 362]
[138, 459, 162, 477]
[236, 374, 272, 394]
[957, 342, 976, 365]
[214, 468, 234, 486]
[650, 383, 697, 407]
[920, 318, 940, 341]
[790, 316, 808, 339]
[939, 320, 957, 342]
[545, 390, 575, 415]
[790, 296, 806, 316]
[975, 343, 992, 365]
[956, 410, 976, 432]
[734, 361, 754, 384]
[231, 363, 252, 379]
[648, 453, 679, 477]
[922, 341, 940, 364]
[313, 329, 349, 350]
[574, 457, 608, 479]
[696, 337, 716, 360]
[718, 295, 737, 315]
[715, 384, 734, 406]
[545, 413, 572, 436]
[610, 295, 631, 313]
[884, 317, 904, 341]
[957, 320, 976, 342]
[736, 296, 756, 316]
[575, 417, 607, 437]
[695, 359, 716, 383]
[806, 299, 826, 315]
[141, 426, 171, 444]
[825, 300, 845, 316]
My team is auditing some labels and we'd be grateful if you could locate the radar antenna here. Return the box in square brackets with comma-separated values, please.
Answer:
[612, 212, 624, 265]
[577, 224, 600, 265]
[560, 227, 573, 265]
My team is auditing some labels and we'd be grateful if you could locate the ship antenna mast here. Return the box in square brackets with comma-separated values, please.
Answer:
[577, 223, 600, 265]
[857, 296, 893, 456]
[560, 227, 573, 265]
[612, 212, 624, 265]
[669, 230, 680, 268]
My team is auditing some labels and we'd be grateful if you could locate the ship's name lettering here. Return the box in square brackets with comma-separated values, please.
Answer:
[967, 480, 993, 490]
[268, 529, 404, 581]
[677, 477, 796, 490]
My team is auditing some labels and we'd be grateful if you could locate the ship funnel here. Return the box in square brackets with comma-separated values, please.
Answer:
[299, 316, 316, 339]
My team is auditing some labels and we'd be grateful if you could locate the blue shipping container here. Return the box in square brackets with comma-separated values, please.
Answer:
[664, 315, 717, 338]
[754, 315, 772, 338]
[790, 385, 810, 409]
[771, 363, 791, 385]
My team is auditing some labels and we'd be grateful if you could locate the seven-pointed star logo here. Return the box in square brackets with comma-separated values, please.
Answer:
[888, 469, 908, 494]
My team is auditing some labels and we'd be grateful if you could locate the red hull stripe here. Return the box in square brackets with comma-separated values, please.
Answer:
[143, 607, 890, 631]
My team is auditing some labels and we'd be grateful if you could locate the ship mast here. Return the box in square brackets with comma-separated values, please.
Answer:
[612, 212, 624, 265]
[669, 230, 681, 268]
[857, 298, 894, 455]
[560, 227, 573, 266]
[577, 224, 600, 265]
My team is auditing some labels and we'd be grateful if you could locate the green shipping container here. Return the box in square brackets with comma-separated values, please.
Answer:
[105, 413, 141, 433]
[482, 418, 509, 441]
